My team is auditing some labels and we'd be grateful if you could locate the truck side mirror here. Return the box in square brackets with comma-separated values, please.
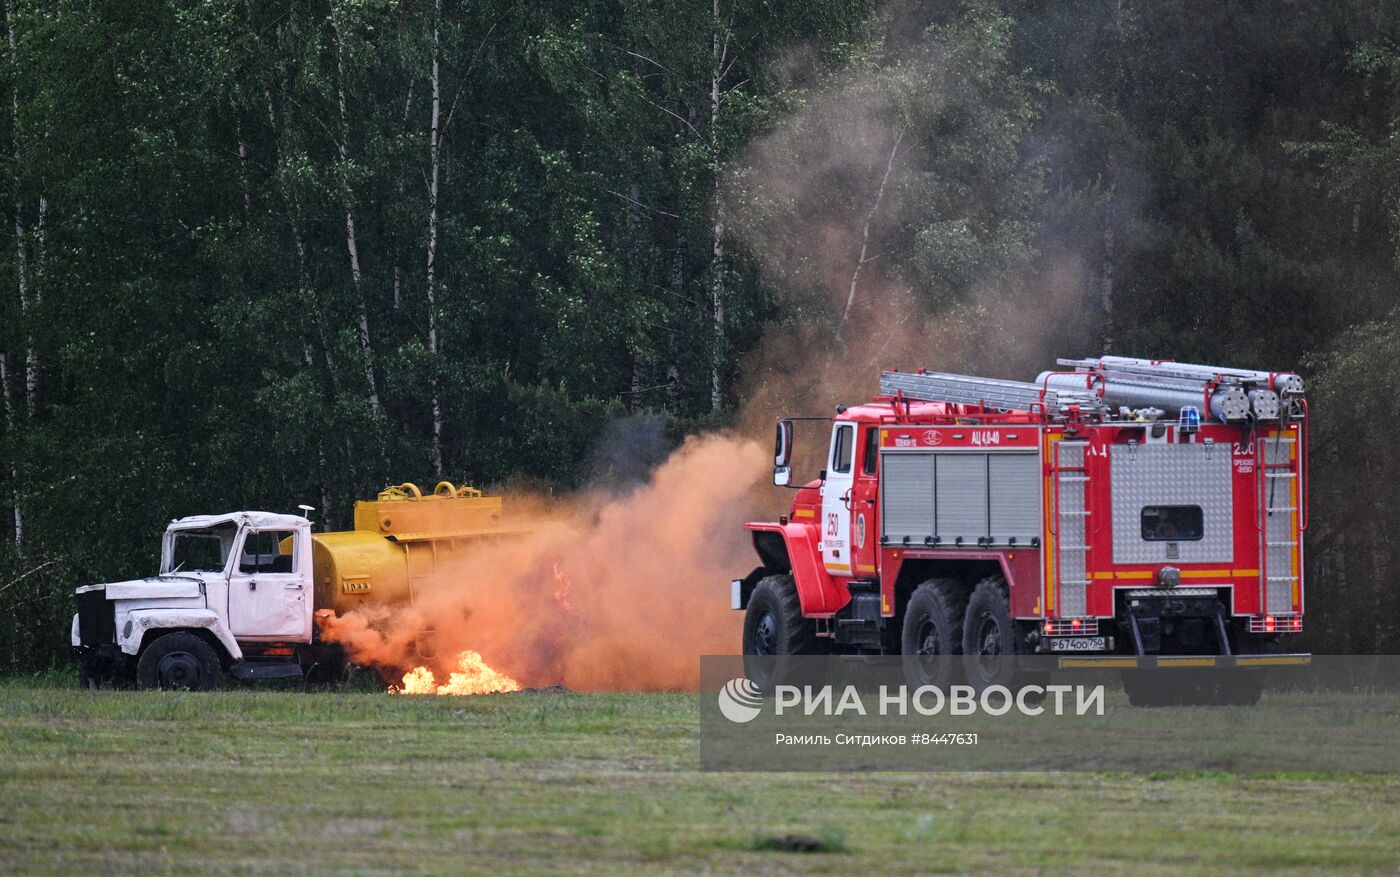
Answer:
[773, 419, 793, 486]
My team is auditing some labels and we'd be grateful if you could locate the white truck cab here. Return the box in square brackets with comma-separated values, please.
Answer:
[72, 511, 316, 690]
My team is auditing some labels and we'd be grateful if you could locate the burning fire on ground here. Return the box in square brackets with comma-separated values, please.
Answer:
[390, 650, 521, 696]
[318, 434, 764, 695]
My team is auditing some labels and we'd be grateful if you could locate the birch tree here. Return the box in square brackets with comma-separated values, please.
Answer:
[425, 0, 444, 475]
[330, 7, 381, 418]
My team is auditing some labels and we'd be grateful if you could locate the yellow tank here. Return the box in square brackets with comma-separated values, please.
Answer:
[311, 481, 514, 615]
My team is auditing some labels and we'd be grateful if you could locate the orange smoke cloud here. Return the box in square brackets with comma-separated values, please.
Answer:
[321, 433, 768, 691]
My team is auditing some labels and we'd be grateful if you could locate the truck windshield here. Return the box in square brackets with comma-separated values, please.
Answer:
[165, 523, 238, 573]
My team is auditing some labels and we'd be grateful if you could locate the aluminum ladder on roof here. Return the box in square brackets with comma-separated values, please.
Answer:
[879, 370, 1100, 417]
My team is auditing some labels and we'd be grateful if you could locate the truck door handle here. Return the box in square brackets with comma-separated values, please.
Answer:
[249, 580, 257, 590]
[284, 583, 304, 590]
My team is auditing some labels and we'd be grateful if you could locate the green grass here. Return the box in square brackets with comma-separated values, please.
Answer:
[2, 678, 1399, 875]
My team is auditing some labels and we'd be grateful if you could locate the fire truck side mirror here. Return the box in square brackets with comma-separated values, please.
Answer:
[774, 419, 793, 466]
[773, 420, 794, 486]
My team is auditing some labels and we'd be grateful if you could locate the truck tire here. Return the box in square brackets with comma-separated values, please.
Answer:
[742, 574, 824, 693]
[136, 632, 223, 691]
[962, 575, 1019, 691]
[901, 579, 967, 689]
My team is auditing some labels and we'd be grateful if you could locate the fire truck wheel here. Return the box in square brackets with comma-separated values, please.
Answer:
[901, 579, 967, 689]
[962, 575, 1018, 691]
[135, 632, 224, 692]
[743, 574, 823, 693]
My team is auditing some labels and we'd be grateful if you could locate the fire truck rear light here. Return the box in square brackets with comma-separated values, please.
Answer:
[1043, 618, 1098, 636]
[1249, 614, 1301, 633]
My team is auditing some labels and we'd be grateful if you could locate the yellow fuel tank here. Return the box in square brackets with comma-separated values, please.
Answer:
[311, 482, 513, 615]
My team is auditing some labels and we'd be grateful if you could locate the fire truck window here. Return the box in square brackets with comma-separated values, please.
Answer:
[862, 427, 879, 475]
[239, 530, 298, 574]
[1141, 506, 1204, 542]
[832, 425, 854, 474]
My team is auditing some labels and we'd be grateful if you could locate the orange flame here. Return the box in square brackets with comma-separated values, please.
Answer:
[389, 650, 522, 696]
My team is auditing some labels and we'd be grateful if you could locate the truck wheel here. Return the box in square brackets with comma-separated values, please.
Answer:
[136, 632, 223, 691]
[901, 579, 967, 689]
[962, 575, 1019, 691]
[742, 574, 823, 693]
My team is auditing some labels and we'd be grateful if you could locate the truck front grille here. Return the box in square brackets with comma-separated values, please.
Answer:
[76, 589, 115, 645]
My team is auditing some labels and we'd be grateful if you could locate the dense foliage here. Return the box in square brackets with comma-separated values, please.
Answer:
[3, 0, 1400, 668]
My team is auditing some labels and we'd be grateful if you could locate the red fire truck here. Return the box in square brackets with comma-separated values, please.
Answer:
[732, 356, 1309, 705]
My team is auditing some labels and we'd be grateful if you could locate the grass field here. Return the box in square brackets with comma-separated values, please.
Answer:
[3, 675, 1399, 876]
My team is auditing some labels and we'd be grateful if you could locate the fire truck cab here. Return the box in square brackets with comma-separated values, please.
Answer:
[733, 356, 1309, 705]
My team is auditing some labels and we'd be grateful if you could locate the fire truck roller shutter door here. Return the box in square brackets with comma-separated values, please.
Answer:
[881, 452, 935, 544]
[935, 454, 989, 545]
[988, 453, 1041, 545]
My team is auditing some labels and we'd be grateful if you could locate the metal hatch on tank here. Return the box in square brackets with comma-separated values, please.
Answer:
[312, 481, 521, 615]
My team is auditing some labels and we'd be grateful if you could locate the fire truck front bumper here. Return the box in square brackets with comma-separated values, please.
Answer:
[1055, 654, 1311, 670]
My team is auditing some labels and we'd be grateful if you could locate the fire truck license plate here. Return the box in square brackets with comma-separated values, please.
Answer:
[1049, 636, 1106, 652]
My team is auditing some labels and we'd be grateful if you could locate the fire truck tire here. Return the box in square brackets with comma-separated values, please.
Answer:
[901, 579, 967, 689]
[135, 632, 224, 692]
[743, 574, 824, 693]
[962, 575, 1019, 691]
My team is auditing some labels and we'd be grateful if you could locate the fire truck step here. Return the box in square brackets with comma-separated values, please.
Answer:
[1266, 540, 1298, 547]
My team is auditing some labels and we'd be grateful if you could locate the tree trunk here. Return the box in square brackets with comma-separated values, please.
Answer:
[392, 80, 414, 312]
[6, 0, 36, 420]
[236, 121, 251, 216]
[6, 0, 31, 548]
[709, 0, 725, 411]
[0, 350, 17, 545]
[840, 127, 904, 335]
[426, 0, 444, 475]
[1101, 194, 1115, 354]
[332, 14, 381, 418]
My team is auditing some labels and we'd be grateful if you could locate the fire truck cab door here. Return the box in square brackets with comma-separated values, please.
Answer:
[821, 423, 856, 577]
[227, 526, 312, 641]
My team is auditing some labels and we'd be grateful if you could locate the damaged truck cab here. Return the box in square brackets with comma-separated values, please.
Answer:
[72, 481, 511, 690]
[73, 512, 317, 690]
